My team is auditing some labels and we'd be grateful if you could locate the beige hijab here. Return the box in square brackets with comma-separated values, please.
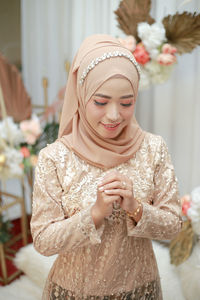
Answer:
[58, 34, 146, 169]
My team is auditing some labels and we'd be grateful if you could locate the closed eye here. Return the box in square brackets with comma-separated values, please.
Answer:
[120, 102, 133, 107]
[120, 103, 133, 107]
[94, 100, 107, 106]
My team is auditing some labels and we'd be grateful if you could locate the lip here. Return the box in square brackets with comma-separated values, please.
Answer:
[101, 122, 121, 131]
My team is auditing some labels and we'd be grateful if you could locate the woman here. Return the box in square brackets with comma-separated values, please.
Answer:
[31, 34, 182, 299]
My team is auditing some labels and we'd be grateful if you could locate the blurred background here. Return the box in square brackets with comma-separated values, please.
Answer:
[0, 0, 200, 295]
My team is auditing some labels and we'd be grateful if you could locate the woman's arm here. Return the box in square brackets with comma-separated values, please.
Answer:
[31, 147, 104, 256]
[126, 137, 182, 240]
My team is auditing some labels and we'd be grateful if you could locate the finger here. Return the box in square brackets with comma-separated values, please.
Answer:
[103, 194, 121, 204]
[98, 180, 122, 192]
[113, 201, 121, 209]
[104, 189, 132, 198]
[98, 173, 123, 187]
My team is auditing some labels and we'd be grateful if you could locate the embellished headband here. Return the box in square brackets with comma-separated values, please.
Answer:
[79, 51, 141, 85]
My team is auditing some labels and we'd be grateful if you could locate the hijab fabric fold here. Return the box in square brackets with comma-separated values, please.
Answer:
[58, 34, 146, 169]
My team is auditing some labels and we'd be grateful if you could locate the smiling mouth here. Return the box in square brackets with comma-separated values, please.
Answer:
[101, 122, 121, 131]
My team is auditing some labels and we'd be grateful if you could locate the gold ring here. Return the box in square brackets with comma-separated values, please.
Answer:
[122, 181, 126, 189]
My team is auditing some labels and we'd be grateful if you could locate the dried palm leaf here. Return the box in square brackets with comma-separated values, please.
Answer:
[0, 53, 32, 122]
[114, 0, 155, 41]
[163, 12, 200, 54]
[169, 220, 195, 266]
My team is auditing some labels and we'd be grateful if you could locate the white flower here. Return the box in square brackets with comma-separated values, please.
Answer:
[138, 22, 166, 59]
[191, 186, 200, 207]
[149, 49, 160, 59]
[187, 186, 200, 235]
[0, 147, 23, 180]
[187, 207, 200, 223]
[191, 220, 200, 235]
[0, 117, 24, 146]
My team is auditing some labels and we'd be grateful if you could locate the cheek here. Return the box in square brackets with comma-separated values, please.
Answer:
[86, 103, 104, 124]
[121, 105, 135, 121]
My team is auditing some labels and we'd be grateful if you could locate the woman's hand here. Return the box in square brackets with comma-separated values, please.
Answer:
[98, 171, 138, 213]
[91, 187, 121, 228]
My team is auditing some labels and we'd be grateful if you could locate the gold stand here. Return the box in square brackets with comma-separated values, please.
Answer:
[0, 180, 28, 285]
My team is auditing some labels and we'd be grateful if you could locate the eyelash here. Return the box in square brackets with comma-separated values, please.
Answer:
[94, 100, 106, 106]
[94, 100, 132, 107]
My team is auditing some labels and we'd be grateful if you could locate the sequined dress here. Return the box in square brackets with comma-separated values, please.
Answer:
[31, 133, 182, 300]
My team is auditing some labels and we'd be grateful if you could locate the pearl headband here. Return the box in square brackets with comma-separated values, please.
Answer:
[79, 51, 141, 85]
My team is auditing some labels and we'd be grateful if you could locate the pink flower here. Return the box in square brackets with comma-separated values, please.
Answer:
[118, 35, 137, 52]
[157, 53, 177, 66]
[162, 43, 177, 55]
[181, 194, 191, 216]
[20, 146, 30, 158]
[20, 118, 42, 145]
[133, 43, 150, 65]
[58, 86, 66, 100]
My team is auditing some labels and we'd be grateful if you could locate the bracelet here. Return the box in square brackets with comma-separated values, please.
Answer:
[126, 201, 142, 218]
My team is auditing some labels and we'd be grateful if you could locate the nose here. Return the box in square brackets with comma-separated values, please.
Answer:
[106, 103, 120, 122]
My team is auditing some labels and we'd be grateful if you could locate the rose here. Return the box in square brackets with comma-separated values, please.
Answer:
[157, 53, 177, 66]
[20, 117, 42, 145]
[133, 43, 150, 65]
[162, 43, 177, 55]
[20, 146, 30, 158]
[181, 194, 191, 216]
[117, 35, 137, 52]
[182, 199, 191, 216]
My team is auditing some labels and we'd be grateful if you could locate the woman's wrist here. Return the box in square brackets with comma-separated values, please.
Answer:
[126, 201, 143, 222]
[91, 205, 104, 229]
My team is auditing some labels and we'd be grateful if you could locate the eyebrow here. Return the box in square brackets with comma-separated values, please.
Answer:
[94, 93, 134, 99]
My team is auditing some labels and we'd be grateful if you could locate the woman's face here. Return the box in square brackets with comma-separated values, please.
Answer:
[86, 77, 136, 139]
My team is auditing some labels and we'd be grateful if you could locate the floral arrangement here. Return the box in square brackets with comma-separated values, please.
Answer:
[115, 0, 200, 90]
[181, 186, 200, 235]
[0, 115, 42, 179]
[170, 186, 200, 266]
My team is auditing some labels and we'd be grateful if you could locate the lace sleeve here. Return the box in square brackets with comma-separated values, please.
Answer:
[31, 148, 104, 256]
[126, 137, 182, 240]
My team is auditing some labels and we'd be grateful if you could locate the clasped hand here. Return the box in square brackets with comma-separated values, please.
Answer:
[91, 171, 137, 225]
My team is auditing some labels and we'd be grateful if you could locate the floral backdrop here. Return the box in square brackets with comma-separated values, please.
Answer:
[115, 0, 200, 90]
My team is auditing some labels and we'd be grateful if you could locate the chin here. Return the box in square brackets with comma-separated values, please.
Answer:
[99, 129, 122, 139]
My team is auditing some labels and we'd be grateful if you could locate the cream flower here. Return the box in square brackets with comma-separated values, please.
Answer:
[139, 69, 151, 90]
[144, 61, 173, 84]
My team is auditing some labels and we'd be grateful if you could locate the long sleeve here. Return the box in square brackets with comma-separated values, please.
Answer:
[126, 137, 182, 240]
[31, 148, 104, 256]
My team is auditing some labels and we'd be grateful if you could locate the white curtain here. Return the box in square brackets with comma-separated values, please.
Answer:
[21, 0, 200, 197]
[137, 0, 200, 195]
[21, 0, 123, 106]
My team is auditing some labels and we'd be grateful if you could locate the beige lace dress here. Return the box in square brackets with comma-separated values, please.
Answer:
[31, 132, 182, 300]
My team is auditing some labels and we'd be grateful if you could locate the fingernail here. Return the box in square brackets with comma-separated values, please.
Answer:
[104, 190, 111, 194]
[98, 187, 104, 191]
